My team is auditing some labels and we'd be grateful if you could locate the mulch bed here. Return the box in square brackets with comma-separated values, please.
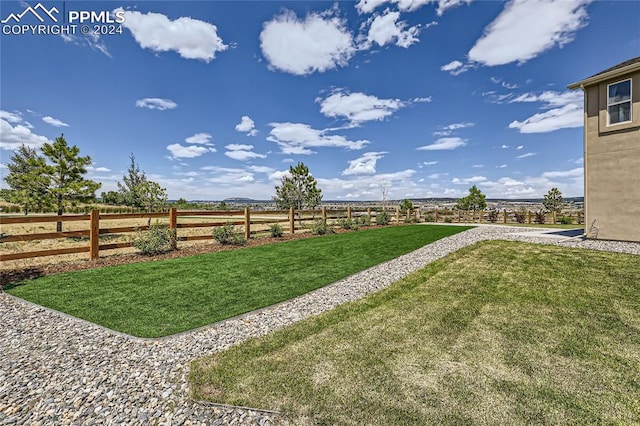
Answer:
[1, 228, 364, 288]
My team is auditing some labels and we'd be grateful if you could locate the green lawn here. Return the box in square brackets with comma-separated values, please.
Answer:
[5, 225, 470, 337]
[190, 241, 640, 425]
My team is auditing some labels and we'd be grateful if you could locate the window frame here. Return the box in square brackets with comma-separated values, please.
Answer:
[606, 78, 632, 126]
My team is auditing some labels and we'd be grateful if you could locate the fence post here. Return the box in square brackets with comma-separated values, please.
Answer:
[244, 207, 251, 240]
[289, 207, 295, 234]
[367, 207, 371, 222]
[89, 209, 99, 261]
[169, 207, 177, 250]
[457, 210, 461, 223]
[415, 208, 420, 222]
[503, 209, 507, 224]
[435, 208, 439, 222]
[322, 206, 327, 225]
[479, 210, 483, 224]
[578, 211, 582, 225]
[347, 206, 352, 220]
[396, 207, 400, 224]
[553, 211, 557, 225]
[528, 210, 532, 224]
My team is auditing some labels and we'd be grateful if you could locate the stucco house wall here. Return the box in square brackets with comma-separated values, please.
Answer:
[569, 59, 640, 242]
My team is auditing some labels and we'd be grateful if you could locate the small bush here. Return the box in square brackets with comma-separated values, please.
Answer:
[534, 210, 546, 224]
[559, 215, 573, 225]
[444, 217, 453, 223]
[310, 219, 334, 235]
[269, 223, 284, 237]
[357, 215, 372, 227]
[424, 214, 436, 223]
[514, 209, 527, 224]
[337, 218, 353, 229]
[213, 222, 246, 245]
[131, 223, 176, 255]
[376, 211, 391, 226]
[487, 210, 499, 223]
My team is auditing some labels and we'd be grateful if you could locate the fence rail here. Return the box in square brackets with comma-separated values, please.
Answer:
[0, 207, 582, 263]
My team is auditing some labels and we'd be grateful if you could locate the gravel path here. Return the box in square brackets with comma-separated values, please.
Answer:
[1, 226, 638, 425]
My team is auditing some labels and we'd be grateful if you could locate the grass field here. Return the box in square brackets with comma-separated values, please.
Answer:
[5, 225, 470, 337]
[190, 241, 640, 425]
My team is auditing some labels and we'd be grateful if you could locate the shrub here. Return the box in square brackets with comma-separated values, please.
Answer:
[269, 223, 284, 238]
[487, 210, 499, 223]
[444, 217, 453, 223]
[514, 209, 527, 224]
[424, 214, 436, 223]
[131, 223, 176, 255]
[559, 215, 573, 225]
[213, 222, 246, 245]
[357, 215, 372, 227]
[534, 210, 546, 224]
[376, 211, 391, 226]
[337, 218, 353, 229]
[310, 219, 334, 235]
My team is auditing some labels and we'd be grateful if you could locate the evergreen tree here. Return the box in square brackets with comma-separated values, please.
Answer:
[273, 162, 323, 211]
[40, 135, 101, 231]
[543, 187, 564, 213]
[456, 185, 487, 212]
[3, 144, 51, 214]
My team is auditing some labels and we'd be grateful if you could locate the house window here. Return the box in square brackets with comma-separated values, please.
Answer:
[607, 79, 632, 125]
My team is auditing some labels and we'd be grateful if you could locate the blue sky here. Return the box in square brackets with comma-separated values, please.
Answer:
[1, 0, 638, 201]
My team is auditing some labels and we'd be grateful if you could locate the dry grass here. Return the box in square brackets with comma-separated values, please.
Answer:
[190, 241, 640, 425]
[0, 212, 295, 269]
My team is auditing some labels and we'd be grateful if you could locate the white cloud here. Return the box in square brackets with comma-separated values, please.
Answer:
[516, 152, 536, 159]
[224, 144, 267, 161]
[423, 161, 439, 165]
[498, 164, 508, 168]
[361, 9, 421, 49]
[0, 110, 23, 123]
[472, 164, 484, 168]
[468, 0, 591, 66]
[343, 151, 387, 175]
[61, 33, 111, 57]
[417, 137, 467, 151]
[225, 150, 267, 161]
[466, 167, 584, 198]
[42, 116, 69, 127]
[166, 143, 216, 159]
[317, 169, 418, 200]
[235, 116, 258, 136]
[452, 176, 487, 184]
[226, 144, 254, 151]
[441, 59, 472, 75]
[135, 98, 177, 111]
[441, 60, 462, 71]
[355, 0, 471, 16]
[434, 121, 474, 135]
[508, 91, 583, 133]
[247, 165, 275, 174]
[117, 8, 227, 62]
[185, 133, 213, 145]
[260, 9, 355, 75]
[501, 144, 509, 149]
[268, 122, 369, 155]
[517, 145, 524, 150]
[317, 90, 407, 127]
[0, 110, 51, 150]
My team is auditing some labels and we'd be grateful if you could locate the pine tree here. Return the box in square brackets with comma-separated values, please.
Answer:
[543, 187, 564, 213]
[456, 185, 487, 212]
[40, 135, 101, 231]
[273, 162, 323, 211]
[3, 144, 51, 214]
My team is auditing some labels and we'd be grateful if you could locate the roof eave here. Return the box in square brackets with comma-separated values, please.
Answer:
[568, 62, 640, 90]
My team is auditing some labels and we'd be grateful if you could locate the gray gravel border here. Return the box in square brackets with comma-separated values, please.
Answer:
[1, 226, 638, 425]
